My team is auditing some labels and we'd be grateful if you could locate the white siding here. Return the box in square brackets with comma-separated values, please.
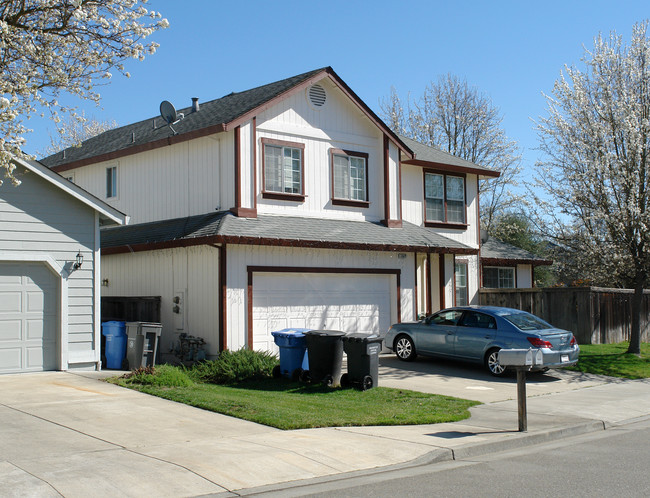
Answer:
[226, 244, 415, 351]
[517, 264, 533, 288]
[101, 245, 221, 357]
[256, 78, 384, 221]
[0, 164, 97, 361]
[69, 135, 225, 225]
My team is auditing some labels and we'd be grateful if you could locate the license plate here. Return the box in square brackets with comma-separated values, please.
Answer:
[561, 355, 570, 363]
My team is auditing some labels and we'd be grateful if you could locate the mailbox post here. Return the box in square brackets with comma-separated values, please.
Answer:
[497, 348, 543, 432]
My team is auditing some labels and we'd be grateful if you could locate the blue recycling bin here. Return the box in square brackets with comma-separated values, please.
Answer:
[102, 321, 127, 369]
[271, 328, 310, 379]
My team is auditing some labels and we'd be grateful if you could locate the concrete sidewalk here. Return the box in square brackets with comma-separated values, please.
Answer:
[1, 370, 649, 497]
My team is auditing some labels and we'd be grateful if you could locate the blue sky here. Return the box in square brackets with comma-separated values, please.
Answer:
[26, 0, 649, 176]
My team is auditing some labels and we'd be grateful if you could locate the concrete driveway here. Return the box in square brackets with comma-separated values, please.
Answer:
[378, 354, 610, 403]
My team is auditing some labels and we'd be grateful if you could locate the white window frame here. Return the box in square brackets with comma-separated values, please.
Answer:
[261, 138, 305, 199]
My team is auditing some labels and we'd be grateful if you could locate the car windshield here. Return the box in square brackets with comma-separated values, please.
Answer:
[503, 313, 553, 331]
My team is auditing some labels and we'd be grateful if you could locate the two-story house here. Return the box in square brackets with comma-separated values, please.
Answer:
[42, 67, 499, 359]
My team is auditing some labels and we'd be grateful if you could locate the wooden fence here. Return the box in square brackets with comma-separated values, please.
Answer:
[479, 287, 650, 344]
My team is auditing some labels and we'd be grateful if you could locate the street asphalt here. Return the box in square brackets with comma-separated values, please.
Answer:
[1, 356, 649, 497]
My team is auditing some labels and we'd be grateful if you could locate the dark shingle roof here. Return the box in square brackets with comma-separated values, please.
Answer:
[398, 134, 499, 177]
[481, 238, 552, 265]
[101, 212, 476, 254]
[41, 68, 328, 168]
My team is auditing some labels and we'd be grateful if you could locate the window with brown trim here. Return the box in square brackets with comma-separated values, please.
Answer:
[424, 171, 466, 226]
[483, 266, 515, 288]
[331, 149, 369, 207]
[261, 138, 305, 201]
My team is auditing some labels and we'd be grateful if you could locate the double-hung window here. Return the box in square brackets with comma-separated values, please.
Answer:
[262, 138, 304, 199]
[331, 149, 368, 206]
[424, 171, 466, 225]
[483, 267, 515, 288]
[455, 262, 468, 306]
[106, 166, 117, 198]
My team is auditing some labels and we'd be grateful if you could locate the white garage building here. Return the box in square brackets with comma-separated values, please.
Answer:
[0, 157, 126, 373]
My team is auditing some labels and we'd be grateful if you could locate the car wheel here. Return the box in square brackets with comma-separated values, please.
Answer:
[485, 348, 506, 376]
[395, 335, 416, 362]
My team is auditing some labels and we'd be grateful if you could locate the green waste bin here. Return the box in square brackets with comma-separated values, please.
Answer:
[341, 333, 383, 390]
[303, 330, 346, 386]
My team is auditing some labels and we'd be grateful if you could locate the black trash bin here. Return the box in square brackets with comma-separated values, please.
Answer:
[341, 333, 383, 390]
[303, 330, 346, 386]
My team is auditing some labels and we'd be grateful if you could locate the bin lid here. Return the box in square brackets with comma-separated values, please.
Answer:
[304, 329, 346, 337]
[342, 333, 381, 343]
[271, 328, 311, 338]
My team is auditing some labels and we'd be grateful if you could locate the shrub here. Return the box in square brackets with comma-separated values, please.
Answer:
[190, 348, 279, 384]
[120, 364, 194, 387]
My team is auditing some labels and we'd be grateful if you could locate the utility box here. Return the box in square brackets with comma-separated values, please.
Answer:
[498, 348, 543, 368]
[126, 322, 162, 369]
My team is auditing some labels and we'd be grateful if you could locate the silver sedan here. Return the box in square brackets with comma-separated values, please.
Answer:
[383, 306, 580, 376]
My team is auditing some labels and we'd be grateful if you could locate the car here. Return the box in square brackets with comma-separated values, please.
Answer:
[383, 306, 579, 376]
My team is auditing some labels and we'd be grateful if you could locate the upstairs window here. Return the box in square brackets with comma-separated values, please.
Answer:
[262, 138, 304, 200]
[106, 166, 117, 198]
[424, 172, 466, 225]
[331, 149, 369, 206]
[483, 267, 515, 288]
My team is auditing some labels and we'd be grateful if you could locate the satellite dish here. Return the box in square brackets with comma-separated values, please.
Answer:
[160, 100, 177, 124]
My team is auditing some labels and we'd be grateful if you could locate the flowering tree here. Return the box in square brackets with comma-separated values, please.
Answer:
[0, 0, 168, 185]
[533, 21, 650, 354]
[37, 114, 118, 157]
[380, 75, 522, 233]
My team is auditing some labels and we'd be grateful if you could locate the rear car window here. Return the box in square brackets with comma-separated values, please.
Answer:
[503, 313, 552, 331]
[459, 311, 497, 329]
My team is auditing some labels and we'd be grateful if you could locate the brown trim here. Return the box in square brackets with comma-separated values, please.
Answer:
[439, 254, 446, 309]
[398, 156, 403, 221]
[102, 235, 479, 257]
[230, 207, 257, 218]
[219, 244, 227, 351]
[246, 265, 402, 343]
[426, 253, 432, 315]
[330, 148, 369, 205]
[425, 222, 469, 229]
[383, 135, 390, 225]
[50, 123, 228, 172]
[252, 117, 257, 210]
[260, 137, 305, 198]
[422, 169, 468, 227]
[403, 158, 500, 178]
[234, 125, 241, 210]
[481, 257, 553, 266]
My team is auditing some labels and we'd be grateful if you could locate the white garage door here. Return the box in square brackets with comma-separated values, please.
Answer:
[0, 262, 58, 373]
[252, 272, 393, 352]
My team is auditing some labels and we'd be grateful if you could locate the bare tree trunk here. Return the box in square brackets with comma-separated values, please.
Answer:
[627, 273, 644, 355]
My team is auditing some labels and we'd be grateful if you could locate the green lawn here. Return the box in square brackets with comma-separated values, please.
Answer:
[111, 372, 478, 430]
[568, 342, 650, 379]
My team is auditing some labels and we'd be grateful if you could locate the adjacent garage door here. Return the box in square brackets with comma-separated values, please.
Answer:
[0, 262, 58, 373]
[252, 272, 394, 352]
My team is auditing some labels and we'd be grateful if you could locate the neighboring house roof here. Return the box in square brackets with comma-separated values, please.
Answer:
[41, 67, 413, 171]
[101, 212, 477, 255]
[481, 237, 552, 266]
[10, 156, 128, 226]
[398, 134, 500, 179]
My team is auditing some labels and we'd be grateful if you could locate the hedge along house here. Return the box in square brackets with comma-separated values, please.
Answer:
[0, 156, 127, 374]
[42, 67, 500, 358]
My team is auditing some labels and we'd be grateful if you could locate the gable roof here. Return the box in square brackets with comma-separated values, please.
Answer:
[398, 134, 500, 178]
[10, 155, 128, 226]
[101, 211, 477, 255]
[42, 67, 413, 171]
[481, 237, 552, 266]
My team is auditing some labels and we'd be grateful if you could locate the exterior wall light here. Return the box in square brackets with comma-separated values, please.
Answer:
[72, 251, 83, 272]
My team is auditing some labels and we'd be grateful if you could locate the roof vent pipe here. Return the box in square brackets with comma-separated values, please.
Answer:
[191, 97, 200, 112]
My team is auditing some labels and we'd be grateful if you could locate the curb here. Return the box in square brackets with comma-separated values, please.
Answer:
[226, 420, 606, 497]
